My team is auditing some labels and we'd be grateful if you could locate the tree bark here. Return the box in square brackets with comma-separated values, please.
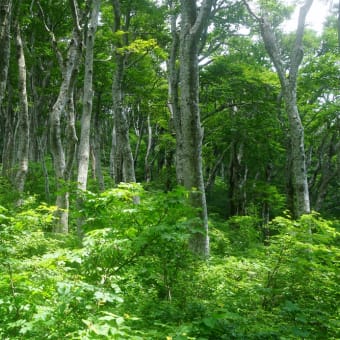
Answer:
[167, 0, 183, 185]
[112, 55, 136, 182]
[144, 114, 153, 182]
[178, 0, 213, 257]
[228, 141, 247, 216]
[244, 0, 312, 218]
[91, 92, 105, 191]
[77, 0, 100, 192]
[14, 23, 29, 197]
[48, 0, 83, 233]
[1, 82, 15, 178]
[0, 0, 12, 107]
[110, 0, 135, 183]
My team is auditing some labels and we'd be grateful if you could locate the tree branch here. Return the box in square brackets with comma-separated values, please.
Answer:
[289, 0, 313, 84]
[37, 1, 64, 68]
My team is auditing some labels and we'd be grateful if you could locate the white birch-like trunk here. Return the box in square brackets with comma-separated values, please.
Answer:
[144, 114, 152, 182]
[77, 0, 100, 191]
[244, 0, 312, 218]
[14, 23, 29, 197]
[49, 0, 83, 232]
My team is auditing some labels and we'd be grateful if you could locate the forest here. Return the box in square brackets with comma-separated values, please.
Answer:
[0, 0, 339, 338]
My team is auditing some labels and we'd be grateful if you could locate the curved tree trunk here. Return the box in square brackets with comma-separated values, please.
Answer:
[48, 0, 83, 233]
[244, 0, 312, 218]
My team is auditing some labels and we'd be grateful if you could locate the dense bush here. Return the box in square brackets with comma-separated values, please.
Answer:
[0, 186, 339, 339]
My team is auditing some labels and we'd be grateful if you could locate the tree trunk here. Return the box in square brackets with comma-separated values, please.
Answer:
[0, 0, 12, 107]
[110, 0, 135, 184]
[14, 23, 29, 197]
[49, 0, 83, 232]
[112, 55, 136, 183]
[167, 0, 183, 185]
[77, 0, 100, 192]
[228, 141, 247, 216]
[283, 87, 310, 217]
[313, 134, 339, 211]
[1, 85, 15, 178]
[144, 114, 153, 182]
[244, 0, 312, 218]
[92, 92, 105, 191]
[178, 0, 213, 257]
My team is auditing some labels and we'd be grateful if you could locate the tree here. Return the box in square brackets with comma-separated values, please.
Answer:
[0, 0, 12, 108]
[77, 0, 101, 193]
[200, 51, 285, 220]
[176, 0, 214, 256]
[41, 0, 85, 232]
[110, 0, 136, 184]
[13, 21, 29, 198]
[243, 0, 313, 218]
[0, 0, 13, 180]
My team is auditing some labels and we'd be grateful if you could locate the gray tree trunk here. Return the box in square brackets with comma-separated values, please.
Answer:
[48, 0, 83, 233]
[112, 56, 136, 183]
[1, 85, 15, 178]
[178, 0, 213, 257]
[0, 0, 12, 107]
[167, 0, 184, 185]
[144, 114, 152, 182]
[14, 23, 29, 197]
[77, 0, 100, 191]
[110, 0, 135, 183]
[244, 0, 312, 218]
[92, 92, 105, 191]
[0, 0, 13, 175]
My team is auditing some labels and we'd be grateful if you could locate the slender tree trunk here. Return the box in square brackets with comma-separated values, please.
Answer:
[133, 109, 144, 170]
[0, 0, 12, 173]
[205, 147, 228, 193]
[110, 0, 135, 183]
[14, 23, 29, 197]
[0, 0, 12, 107]
[37, 136, 51, 202]
[112, 55, 136, 182]
[144, 114, 153, 182]
[77, 0, 100, 192]
[48, 1, 83, 232]
[178, 0, 213, 257]
[313, 134, 339, 210]
[167, 0, 183, 185]
[228, 141, 247, 216]
[92, 92, 105, 191]
[76, 0, 100, 235]
[1, 85, 14, 178]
